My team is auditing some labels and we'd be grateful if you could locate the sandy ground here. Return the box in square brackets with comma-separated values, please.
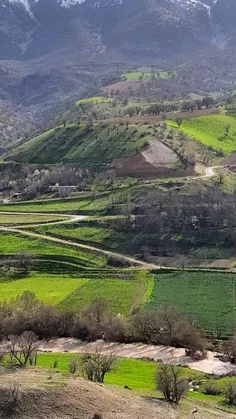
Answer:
[39, 338, 236, 376]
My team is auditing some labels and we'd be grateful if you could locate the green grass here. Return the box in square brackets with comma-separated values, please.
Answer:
[6, 124, 150, 166]
[0, 187, 135, 216]
[122, 72, 151, 80]
[36, 354, 204, 391]
[58, 271, 150, 315]
[167, 115, 236, 154]
[0, 213, 66, 225]
[122, 71, 174, 81]
[75, 97, 112, 106]
[0, 273, 87, 305]
[0, 232, 106, 268]
[146, 271, 236, 336]
[31, 222, 112, 246]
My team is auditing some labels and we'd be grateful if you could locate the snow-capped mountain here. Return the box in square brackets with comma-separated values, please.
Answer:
[1, 0, 236, 124]
[1, 0, 235, 60]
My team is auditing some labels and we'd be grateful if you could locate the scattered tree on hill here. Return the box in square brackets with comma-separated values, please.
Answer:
[176, 118, 183, 127]
[195, 99, 203, 110]
[156, 363, 189, 404]
[202, 96, 213, 108]
[224, 124, 231, 137]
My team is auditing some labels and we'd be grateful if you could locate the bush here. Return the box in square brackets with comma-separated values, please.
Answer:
[224, 381, 236, 405]
[68, 357, 79, 374]
[203, 381, 222, 396]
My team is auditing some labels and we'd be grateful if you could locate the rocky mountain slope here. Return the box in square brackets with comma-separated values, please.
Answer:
[1, 0, 236, 59]
[1, 0, 236, 144]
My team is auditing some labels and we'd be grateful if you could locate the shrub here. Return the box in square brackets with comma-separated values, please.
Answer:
[68, 357, 79, 374]
[203, 381, 222, 396]
[224, 381, 236, 405]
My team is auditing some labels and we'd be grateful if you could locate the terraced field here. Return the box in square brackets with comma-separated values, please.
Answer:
[6, 124, 150, 166]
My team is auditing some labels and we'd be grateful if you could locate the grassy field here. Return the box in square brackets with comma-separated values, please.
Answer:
[0, 231, 106, 268]
[58, 271, 151, 315]
[0, 213, 66, 225]
[168, 115, 236, 154]
[0, 191, 122, 215]
[75, 97, 112, 106]
[0, 273, 87, 305]
[146, 271, 236, 336]
[0, 268, 151, 314]
[122, 71, 173, 81]
[36, 353, 204, 391]
[6, 124, 150, 166]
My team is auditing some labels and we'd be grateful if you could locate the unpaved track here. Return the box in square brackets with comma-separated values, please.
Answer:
[0, 226, 160, 269]
[0, 211, 85, 228]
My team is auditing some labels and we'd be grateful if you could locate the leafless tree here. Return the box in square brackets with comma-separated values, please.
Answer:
[156, 363, 188, 404]
[81, 348, 116, 383]
[6, 331, 39, 367]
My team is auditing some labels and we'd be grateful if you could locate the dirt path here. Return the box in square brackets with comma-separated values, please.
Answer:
[0, 226, 160, 269]
[39, 338, 236, 376]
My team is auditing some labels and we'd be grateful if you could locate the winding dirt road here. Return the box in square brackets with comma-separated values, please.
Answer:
[0, 225, 160, 269]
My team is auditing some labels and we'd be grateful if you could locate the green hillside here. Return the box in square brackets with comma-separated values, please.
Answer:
[6, 123, 150, 166]
[168, 115, 236, 154]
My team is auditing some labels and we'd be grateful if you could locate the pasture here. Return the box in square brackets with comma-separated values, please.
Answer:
[0, 231, 106, 267]
[0, 213, 66, 225]
[0, 269, 151, 315]
[168, 115, 236, 154]
[122, 71, 173, 81]
[58, 271, 150, 315]
[36, 354, 204, 391]
[146, 271, 236, 336]
[0, 274, 87, 306]
[75, 96, 112, 106]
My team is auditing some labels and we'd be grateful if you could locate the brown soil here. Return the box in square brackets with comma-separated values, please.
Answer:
[0, 369, 233, 419]
[102, 107, 219, 125]
[104, 79, 142, 94]
[222, 152, 236, 169]
[111, 147, 194, 179]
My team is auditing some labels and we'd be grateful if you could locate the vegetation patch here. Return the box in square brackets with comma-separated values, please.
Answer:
[168, 115, 236, 154]
[58, 271, 151, 315]
[6, 124, 150, 166]
[0, 273, 87, 305]
[0, 232, 106, 268]
[146, 271, 236, 336]
[0, 213, 66, 225]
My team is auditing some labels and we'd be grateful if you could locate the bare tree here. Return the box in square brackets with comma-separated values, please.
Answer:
[81, 348, 116, 383]
[6, 331, 39, 367]
[156, 363, 188, 404]
[82, 298, 108, 324]
[16, 252, 33, 274]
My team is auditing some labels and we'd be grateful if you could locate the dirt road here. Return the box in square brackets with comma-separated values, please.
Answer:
[0, 225, 160, 269]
